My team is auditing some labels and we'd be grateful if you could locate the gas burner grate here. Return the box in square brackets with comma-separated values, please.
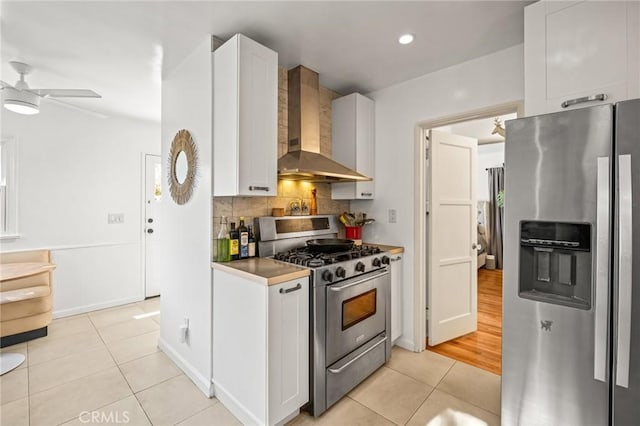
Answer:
[273, 245, 383, 267]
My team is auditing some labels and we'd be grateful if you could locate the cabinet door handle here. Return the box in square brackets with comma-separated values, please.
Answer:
[279, 283, 302, 294]
[249, 186, 270, 192]
[360, 192, 373, 197]
[390, 256, 402, 262]
[561, 94, 607, 109]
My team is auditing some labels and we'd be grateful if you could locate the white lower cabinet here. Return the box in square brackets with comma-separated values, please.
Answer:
[213, 269, 309, 425]
[268, 279, 309, 424]
[390, 255, 403, 344]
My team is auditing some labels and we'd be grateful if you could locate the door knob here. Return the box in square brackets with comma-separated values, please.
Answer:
[148, 218, 154, 223]
[472, 243, 481, 251]
[147, 229, 154, 234]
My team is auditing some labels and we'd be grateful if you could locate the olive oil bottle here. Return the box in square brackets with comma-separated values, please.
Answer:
[239, 217, 249, 259]
[229, 222, 239, 260]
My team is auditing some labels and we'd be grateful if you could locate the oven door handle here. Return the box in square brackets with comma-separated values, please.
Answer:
[328, 270, 389, 292]
[328, 335, 387, 374]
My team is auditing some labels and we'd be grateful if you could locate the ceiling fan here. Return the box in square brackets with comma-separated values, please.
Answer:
[0, 61, 101, 115]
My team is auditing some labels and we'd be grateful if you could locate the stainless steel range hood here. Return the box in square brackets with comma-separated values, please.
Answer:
[278, 66, 371, 183]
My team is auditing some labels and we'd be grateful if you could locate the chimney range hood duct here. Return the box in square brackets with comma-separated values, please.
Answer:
[278, 66, 371, 183]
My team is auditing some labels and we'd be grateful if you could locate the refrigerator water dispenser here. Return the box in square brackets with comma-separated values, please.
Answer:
[519, 221, 591, 309]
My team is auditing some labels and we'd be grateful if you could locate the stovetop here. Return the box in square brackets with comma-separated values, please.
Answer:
[273, 245, 390, 287]
[273, 245, 383, 268]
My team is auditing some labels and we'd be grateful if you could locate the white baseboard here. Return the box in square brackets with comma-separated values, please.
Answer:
[158, 337, 214, 397]
[395, 336, 416, 352]
[212, 381, 263, 426]
[53, 295, 143, 318]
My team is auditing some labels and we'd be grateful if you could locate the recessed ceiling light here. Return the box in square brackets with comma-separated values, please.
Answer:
[398, 34, 414, 45]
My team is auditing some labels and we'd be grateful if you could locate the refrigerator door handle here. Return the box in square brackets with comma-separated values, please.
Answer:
[594, 156, 610, 383]
[616, 154, 633, 389]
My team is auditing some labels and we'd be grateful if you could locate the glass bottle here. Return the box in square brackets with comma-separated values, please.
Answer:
[229, 222, 239, 261]
[248, 225, 256, 258]
[239, 217, 249, 259]
[216, 216, 230, 262]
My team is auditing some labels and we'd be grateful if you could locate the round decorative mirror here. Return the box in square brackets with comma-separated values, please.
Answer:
[175, 151, 188, 184]
[168, 129, 198, 205]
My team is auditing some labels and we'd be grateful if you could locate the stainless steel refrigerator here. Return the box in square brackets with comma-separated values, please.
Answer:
[502, 99, 640, 425]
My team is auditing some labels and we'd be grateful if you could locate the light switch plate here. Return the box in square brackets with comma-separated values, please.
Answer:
[108, 213, 125, 224]
[388, 209, 397, 223]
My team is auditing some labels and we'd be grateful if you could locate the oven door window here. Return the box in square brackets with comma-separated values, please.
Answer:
[342, 289, 377, 331]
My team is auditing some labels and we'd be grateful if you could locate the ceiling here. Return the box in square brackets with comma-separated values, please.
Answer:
[0, 1, 531, 122]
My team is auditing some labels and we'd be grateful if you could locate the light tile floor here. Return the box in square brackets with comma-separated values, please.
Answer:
[0, 299, 501, 426]
[290, 348, 501, 426]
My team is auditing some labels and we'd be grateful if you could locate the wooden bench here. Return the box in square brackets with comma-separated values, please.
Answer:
[0, 250, 55, 348]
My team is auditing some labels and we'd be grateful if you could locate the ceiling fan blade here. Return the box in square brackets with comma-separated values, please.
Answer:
[0, 80, 14, 89]
[31, 89, 101, 98]
[44, 97, 109, 119]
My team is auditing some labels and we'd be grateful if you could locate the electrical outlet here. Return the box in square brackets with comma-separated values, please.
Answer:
[180, 318, 189, 343]
[107, 213, 124, 224]
[388, 209, 397, 223]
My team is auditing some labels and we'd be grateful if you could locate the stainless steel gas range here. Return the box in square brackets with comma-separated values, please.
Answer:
[256, 215, 391, 416]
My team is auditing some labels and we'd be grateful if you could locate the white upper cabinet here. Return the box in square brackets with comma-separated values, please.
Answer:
[525, 1, 639, 116]
[214, 34, 278, 196]
[331, 93, 375, 200]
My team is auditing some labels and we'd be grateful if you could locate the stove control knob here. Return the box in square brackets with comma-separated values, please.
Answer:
[372, 257, 381, 267]
[381, 256, 390, 265]
[335, 267, 346, 278]
[322, 270, 334, 283]
[355, 262, 365, 273]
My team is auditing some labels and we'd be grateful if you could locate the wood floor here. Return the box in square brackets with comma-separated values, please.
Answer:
[427, 268, 503, 376]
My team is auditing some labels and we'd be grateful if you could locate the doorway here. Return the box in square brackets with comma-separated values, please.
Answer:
[413, 102, 521, 375]
[143, 154, 162, 298]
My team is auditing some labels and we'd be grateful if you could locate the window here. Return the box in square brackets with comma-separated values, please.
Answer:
[154, 162, 162, 200]
[342, 289, 377, 331]
[0, 137, 18, 239]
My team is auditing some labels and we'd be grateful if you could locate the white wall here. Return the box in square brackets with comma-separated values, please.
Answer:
[158, 38, 213, 396]
[0, 102, 159, 317]
[352, 44, 524, 350]
[477, 143, 505, 201]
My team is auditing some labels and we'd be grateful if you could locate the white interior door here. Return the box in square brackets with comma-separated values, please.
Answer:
[144, 154, 162, 298]
[428, 130, 478, 346]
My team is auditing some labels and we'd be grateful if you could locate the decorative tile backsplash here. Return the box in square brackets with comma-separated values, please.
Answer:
[212, 181, 349, 244]
[212, 66, 349, 256]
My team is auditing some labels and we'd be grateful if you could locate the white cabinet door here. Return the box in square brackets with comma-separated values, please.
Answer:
[268, 278, 309, 424]
[390, 255, 403, 344]
[332, 93, 375, 200]
[525, 1, 640, 116]
[214, 34, 278, 196]
[214, 271, 309, 425]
